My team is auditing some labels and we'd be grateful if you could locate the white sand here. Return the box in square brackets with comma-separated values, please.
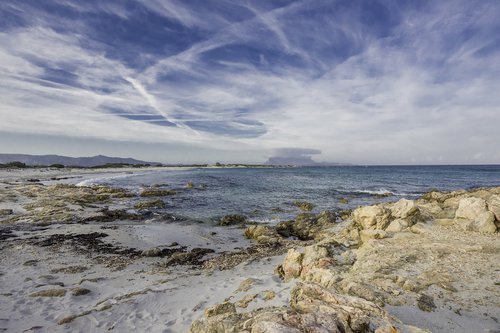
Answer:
[0, 222, 291, 332]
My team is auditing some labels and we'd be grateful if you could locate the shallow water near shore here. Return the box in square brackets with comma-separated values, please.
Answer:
[76, 165, 500, 222]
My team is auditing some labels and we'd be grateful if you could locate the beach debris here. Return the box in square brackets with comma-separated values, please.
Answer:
[163, 248, 215, 267]
[417, 294, 436, 312]
[51, 265, 88, 274]
[236, 294, 257, 308]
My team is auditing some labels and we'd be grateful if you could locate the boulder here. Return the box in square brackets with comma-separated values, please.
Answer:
[244, 225, 280, 244]
[301, 245, 330, 267]
[359, 229, 387, 243]
[251, 321, 301, 333]
[70, 287, 91, 296]
[487, 195, 500, 221]
[276, 211, 336, 240]
[290, 283, 397, 332]
[352, 205, 391, 230]
[385, 219, 410, 233]
[280, 249, 303, 281]
[300, 267, 337, 288]
[455, 198, 497, 233]
[390, 199, 418, 219]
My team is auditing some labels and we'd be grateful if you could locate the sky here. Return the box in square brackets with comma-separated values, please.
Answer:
[0, 0, 499, 164]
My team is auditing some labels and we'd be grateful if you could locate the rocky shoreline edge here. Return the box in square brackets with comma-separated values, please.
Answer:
[1, 175, 499, 332]
[190, 186, 500, 333]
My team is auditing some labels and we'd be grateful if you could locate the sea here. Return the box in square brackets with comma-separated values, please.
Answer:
[77, 165, 500, 224]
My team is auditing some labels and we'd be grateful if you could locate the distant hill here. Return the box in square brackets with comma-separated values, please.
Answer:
[0, 154, 160, 167]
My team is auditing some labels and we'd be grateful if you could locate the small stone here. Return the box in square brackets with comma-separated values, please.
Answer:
[70, 288, 91, 296]
[23, 259, 38, 266]
[141, 247, 162, 257]
[30, 289, 66, 297]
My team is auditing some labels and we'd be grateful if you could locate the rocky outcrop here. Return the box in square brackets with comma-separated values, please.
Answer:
[352, 205, 391, 230]
[276, 210, 336, 240]
[351, 190, 499, 235]
[488, 195, 500, 221]
[191, 187, 500, 333]
[190, 283, 401, 333]
[0, 183, 145, 224]
[454, 197, 497, 233]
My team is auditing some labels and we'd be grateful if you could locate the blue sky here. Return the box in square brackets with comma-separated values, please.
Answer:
[0, 0, 499, 164]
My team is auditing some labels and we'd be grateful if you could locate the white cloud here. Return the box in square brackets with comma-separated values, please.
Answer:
[0, 0, 499, 163]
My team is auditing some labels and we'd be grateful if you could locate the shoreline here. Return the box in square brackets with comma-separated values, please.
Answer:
[0, 169, 499, 332]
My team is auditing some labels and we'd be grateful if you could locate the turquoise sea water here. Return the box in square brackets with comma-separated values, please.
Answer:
[79, 165, 500, 223]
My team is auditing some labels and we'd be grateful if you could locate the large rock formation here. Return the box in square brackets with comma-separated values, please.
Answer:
[191, 187, 500, 333]
[454, 197, 497, 233]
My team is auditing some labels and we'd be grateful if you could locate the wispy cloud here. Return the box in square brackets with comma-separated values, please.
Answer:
[0, 0, 499, 163]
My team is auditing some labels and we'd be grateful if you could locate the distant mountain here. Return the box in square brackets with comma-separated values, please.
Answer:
[0, 154, 160, 167]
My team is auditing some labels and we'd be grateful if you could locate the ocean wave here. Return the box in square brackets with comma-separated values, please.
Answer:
[335, 188, 416, 197]
[75, 173, 140, 187]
